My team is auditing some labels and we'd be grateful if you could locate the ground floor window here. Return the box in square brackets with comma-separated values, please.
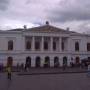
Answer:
[54, 57, 59, 67]
[44, 56, 50, 67]
[63, 57, 67, 66]
[25, 57, 31, 68]
[35, 56, 41, 67]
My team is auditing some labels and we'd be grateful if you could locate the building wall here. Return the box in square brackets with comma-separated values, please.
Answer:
[0, 31, 90, 67]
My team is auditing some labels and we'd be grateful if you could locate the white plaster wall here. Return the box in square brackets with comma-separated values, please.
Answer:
[0, 37, 7, 50]
[0, 30, 90, 67]
[80, 37, 87, 52]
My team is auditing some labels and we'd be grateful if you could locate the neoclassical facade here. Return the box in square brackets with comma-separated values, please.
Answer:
[0, 22, 90, 67]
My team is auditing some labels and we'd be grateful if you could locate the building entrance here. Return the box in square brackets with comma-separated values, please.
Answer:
[35, 57, 41, 67]
[44, 56, 50, 67]
[54, 57, 59, 67]
[63, 57, 67, 66]
[25, 57, 31, 69]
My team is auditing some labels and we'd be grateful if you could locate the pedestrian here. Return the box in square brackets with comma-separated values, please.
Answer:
[6, 66, 12, 80]
[87, 63, 90, 77]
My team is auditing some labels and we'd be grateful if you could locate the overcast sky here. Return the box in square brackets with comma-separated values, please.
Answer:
[0, 0, 90, 33]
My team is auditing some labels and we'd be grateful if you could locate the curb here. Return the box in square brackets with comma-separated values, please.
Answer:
[18, 71, 87, 76]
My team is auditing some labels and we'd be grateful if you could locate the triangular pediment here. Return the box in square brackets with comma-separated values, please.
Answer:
[25, 25, 76, 34]
[7, 24, 77, 34]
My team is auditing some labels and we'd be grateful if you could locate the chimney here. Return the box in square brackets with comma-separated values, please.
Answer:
[66, 27, 70, 31]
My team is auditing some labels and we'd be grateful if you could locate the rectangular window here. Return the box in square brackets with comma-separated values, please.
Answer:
[35, 41, 40, 50]
[8, 40, 13, 51]
[87, 43, 90, 51]
[75, 42, 79, 51]
[26, 41, 31, 50]
[53, 42, 56, 51]
[61, 42, 64, 51]
[44, 41, 48, 50]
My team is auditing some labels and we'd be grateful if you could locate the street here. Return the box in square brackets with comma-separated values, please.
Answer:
[0, 72, 90, 90]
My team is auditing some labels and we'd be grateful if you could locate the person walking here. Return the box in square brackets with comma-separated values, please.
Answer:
[7, 66, 12, 80]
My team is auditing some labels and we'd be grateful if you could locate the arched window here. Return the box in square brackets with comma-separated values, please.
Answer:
[35, 56, 41, 67]
[63, 56, 67, 65]
[75, 42, 79, 51]
[8, 40, 13, 50]
[26, 57, 31, 67]
[54, 57, 59, 67]
[44, 56, 50, 67]
[26, 41, 31, 50]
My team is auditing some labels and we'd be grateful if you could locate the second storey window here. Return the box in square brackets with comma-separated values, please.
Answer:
[87, 43, 90, 51]
[53, 41, 56, 51]
[35, 41, 40, 50]
[8, 40, 13, 50]
[44, 41, 48, 50]
[62, 42, 64, 51]
[75, 42, 79, 51]
[26, 41, 31, 50]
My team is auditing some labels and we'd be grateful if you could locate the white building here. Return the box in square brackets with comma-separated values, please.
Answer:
[0, 22, 90, 67]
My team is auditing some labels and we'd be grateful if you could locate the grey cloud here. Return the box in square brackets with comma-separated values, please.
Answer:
[26, 0, 40, 4]
[77, 22, 90, 33]
[47, 0, 90, 22]
[0, 0, 9, 11]
[0, 0, 90, 34]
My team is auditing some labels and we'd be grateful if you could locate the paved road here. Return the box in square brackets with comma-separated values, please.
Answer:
[0, 72, 90, 90]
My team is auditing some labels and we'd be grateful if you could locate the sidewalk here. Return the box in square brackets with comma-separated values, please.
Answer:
[17, 67, 88, 75]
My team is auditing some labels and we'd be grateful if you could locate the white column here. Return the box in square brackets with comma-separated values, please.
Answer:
[22, 36, 25, 51]
[32, 36, 35, 51]
[67, 56, 71, 66]
[59, 57, 63, 67]
[31, 57, 35, 67]
[50, 57, 54, 67]
[50, 37, 53, 51]
[59, 37, 62, 52]
[41, 36, 44, 51]
[41, 57, 44, 67]
[67, 38, 71, 52]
